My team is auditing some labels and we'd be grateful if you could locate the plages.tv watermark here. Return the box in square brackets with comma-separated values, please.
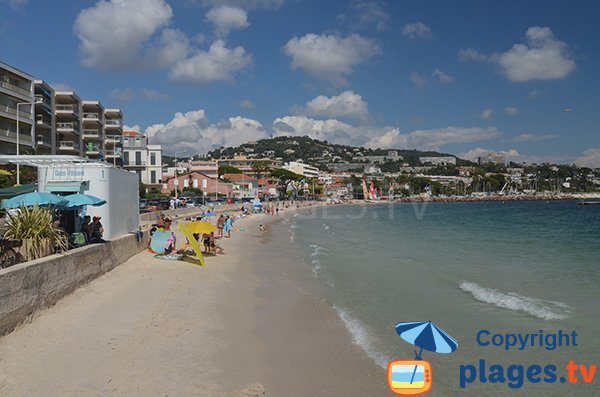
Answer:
[295, 201, 431, 221]
[460, 329, 597, 389]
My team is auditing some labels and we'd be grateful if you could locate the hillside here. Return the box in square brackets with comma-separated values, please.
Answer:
[205, 136, 470, 168]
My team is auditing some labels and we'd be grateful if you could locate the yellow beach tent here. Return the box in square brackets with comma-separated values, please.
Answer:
[178, 221, 218, 266]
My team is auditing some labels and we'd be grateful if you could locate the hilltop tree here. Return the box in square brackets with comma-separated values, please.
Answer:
[271, 168, 303, 199]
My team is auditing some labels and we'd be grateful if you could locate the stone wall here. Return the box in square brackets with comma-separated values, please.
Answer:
[0, 232, 148, 336]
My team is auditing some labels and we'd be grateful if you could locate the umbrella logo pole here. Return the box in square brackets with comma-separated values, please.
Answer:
[410, 347, 423, 384]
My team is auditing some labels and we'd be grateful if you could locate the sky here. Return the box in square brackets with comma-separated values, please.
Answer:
[1, 0, 599, 166]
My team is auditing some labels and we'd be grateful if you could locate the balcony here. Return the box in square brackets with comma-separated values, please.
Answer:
[56, 122, 79, 133]
[82, 112, 101, 125]
[105, 135, 122, 145]
[34, 94, 52, 108]
[0, 75, 31, 97]
[0, 128, 34, 145]
[36, 134, 52, 147]
[83, 129, 102, 139]
[0, 104, 33, 121]
[58, 140, 80, 152]
[36, 114, 52, 129]
[56, 104, 79, 116]
[84, 143, 102, 155]
[124, 161, 146, 167]
[105, 119, 122, 127]
[105, 149, 123, 158]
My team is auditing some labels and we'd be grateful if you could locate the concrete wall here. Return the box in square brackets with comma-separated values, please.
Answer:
[0, 232, 148, 337]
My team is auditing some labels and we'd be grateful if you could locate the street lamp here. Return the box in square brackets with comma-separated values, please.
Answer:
[173, 150, 187, 200]
[16, 98, 41, 185]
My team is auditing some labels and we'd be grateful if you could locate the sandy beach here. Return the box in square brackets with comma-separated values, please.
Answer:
[0, 206, 387, 396]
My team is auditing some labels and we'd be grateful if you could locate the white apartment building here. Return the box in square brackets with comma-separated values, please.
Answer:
[104, 108, 123, 167]
[122, 131, 162, 191]
[187, 159, 218, 179]
[34, 80, 55, 154]
[283, 161, 320, 178]
[55, 90, 83, 156]
[82, 100, 105, 160]
[419, 156, 457, 166]
[0, 61, 35, 155]
[318, 173, 333, 185]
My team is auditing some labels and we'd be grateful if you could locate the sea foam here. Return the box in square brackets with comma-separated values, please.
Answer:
[334, 306, 390, 369]
[460, 281, 571, 320]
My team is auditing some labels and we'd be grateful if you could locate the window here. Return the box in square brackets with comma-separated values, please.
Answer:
[123, 151, 129, 164]
[135, 170, 141, 182]
[135, 151, 142, 165]
[151, 170, 156, 184]
[150, 152, 156, 165]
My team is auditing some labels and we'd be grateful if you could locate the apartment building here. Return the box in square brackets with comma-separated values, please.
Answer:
[82, 100, 104, 160]
[55, 90, 83, 156]
[104, 108, 123, 167]
[34, 80, 55, 154]
[122, 131, 162, 191]
[283, 161, 320, 178]
[216, 155, 281, 178]
[0, 61, 35, 155]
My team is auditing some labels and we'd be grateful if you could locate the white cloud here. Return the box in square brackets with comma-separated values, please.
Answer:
[146, 109, 267, 155]
[145, 28, 191, 69]
[239, 99, 255, 108]
[498, 27, 576, 82]
[295, 91, 369, 122]
[140, 88, 170, 101]
[273, 116, 500, 150]
[283, 33, 381, 86]
[169, 40, 252, 84]
[480, 108, 493, 120]
[193, 0, 285, 9]
[111, 88, 136, 102]
[458, 27, 576, 82]
[458, 147, 520, 162]
[401, 22, 432, 40]
[575, 148, 600, 168]
[206, 5, 249, 36]
[504, 107, 519, 116]
[123, 124, 142, 132]
[457, 47, 490, 62]
[512, 134, 557, 142]
[410, 72, 428, 89]
[350, 0, 389, 31]
[74, 0, 174, 71]
[432, 68, 454, 84]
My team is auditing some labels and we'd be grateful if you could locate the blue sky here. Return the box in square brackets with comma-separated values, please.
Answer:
[1, 0, 599, 166]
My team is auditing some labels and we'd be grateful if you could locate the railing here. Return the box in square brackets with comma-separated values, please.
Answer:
[105, 120, 122, 126]
[0, 129, 33, 143]
[82, 129, 101, 138]
[0, 104, 33, 120]
[0, 76, 32, 97]
[56, 122, 78, 130]
[105, 149, 123, 157]
[124, 161, 146, 166]
[83, 112, 100, 120]
[58, 141, 80, 151]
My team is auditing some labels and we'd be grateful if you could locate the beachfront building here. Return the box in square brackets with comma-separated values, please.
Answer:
[223, 173, 258, 199]
[187, 159, 218, 179]
[318, 173, 333, 185]
[352, 150, 403, 164]
[161, 171, 234, 197]
[122, 131, 162, 191]
[104, 108, 123, 167]
[55, 90, 83, 156]
[477, 153, 506, 165]
[283, 161, 319, 179]
[33, 80, 55, 154]
[419, 156, 457, 166]
[0, 61, 36, 156]
[82, 100, 105, 160]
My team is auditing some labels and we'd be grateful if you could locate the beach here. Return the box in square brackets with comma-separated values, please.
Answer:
[0, 205, 387, 396]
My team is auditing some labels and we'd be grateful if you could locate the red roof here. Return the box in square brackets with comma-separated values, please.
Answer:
[123, 130, 145, 137]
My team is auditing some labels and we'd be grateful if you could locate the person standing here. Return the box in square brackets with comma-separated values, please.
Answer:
[224, 215, 233, 238]
[217, 215, 225, 237]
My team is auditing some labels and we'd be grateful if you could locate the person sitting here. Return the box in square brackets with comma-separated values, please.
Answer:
[163, 218, 176, 254]
[89, 216, 105, 243]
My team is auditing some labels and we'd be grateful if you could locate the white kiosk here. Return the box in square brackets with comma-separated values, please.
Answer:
[1, 156, 139, 240]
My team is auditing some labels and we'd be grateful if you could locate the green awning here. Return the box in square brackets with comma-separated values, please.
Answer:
[44, 181, 85, 193]
[0, 184, 37, 200]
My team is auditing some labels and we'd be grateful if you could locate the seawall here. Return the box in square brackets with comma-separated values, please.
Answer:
[0, 232, 148, 336]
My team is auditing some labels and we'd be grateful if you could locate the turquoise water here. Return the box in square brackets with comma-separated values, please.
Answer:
[286, 201, 600, 396]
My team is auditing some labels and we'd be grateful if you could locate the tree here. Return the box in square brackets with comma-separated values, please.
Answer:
[251, 160, 271, 179]
[271, 168, 303, 199]
[218, 165, 242, 176]
[139, 182, 147, 198]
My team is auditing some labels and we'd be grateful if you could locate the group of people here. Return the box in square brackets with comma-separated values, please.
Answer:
[80, 215, 105, 244]
[216, 214, 234, 238]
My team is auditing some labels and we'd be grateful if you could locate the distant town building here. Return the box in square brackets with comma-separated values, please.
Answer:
[419, 156, 457, 166]
[162, 171, 233, 197]
[283, 161, 319, 178]
[216, 155, 280, 178]
[478, 153, 506, 165]
[187, 159, 218, 179]
[353, 150, 403, 164]
[318, 173, 333, 185]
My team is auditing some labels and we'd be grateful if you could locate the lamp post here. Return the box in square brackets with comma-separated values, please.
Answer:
[173, 150, 187, 201]
[16, 98, 41, 185]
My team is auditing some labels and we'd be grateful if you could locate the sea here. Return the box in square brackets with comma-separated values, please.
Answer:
[281, 200, 600, 396]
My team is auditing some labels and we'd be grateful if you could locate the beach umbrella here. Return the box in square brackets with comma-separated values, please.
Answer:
[1, 192, 67, 209]
[178, 221, 219, 266]
[61, 193, 107, 209]
[395, 321, 458, 359]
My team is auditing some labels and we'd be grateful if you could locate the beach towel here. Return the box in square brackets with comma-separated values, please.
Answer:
[149, 231, 175, 254]
[154, 254, 183, 260]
